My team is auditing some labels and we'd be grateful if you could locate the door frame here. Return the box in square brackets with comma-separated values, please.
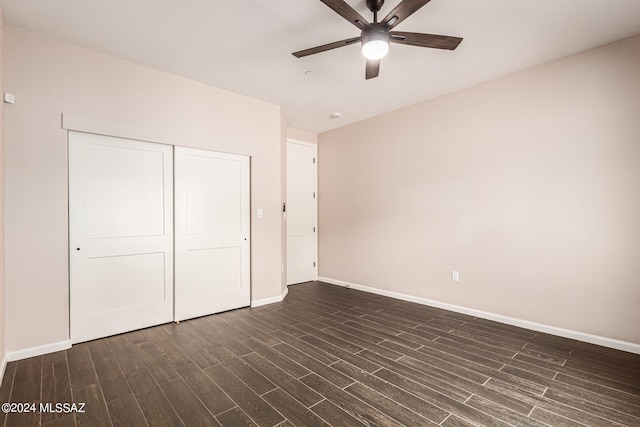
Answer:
[286, 138, 318, 283]
[64, 115, 255, 341]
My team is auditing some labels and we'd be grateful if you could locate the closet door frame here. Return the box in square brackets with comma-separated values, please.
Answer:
[65, 116, 252, 342]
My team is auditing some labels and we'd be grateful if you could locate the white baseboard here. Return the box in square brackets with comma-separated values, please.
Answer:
[318, 276, 640, 355]
[251, 286, 289, 308]
[6, 340, 72, 362]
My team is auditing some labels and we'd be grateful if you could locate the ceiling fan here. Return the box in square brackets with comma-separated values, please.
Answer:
[292, 0, 463, 79]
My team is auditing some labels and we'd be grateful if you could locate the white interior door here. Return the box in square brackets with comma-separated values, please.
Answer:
[174, 147, 250, 321]
[287, 141, 317, 285]
[69, 132, 174, 344]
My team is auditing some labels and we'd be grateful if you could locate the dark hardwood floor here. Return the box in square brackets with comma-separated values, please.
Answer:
[1, 281, 639, 426]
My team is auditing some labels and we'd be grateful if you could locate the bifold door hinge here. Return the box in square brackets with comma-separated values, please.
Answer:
[313, 227, 316, 233]
[313, 158, 316, 164]
[313, 262, 316, 267]
[313, 192, 316, 198]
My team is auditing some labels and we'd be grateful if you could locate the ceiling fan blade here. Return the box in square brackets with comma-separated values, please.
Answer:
[381, 0, 431, 29]
[320, 0, 369, 29]
[365, 59, 380, 79]
[292, 37, 360, 58]
[390, 31, 463, 50]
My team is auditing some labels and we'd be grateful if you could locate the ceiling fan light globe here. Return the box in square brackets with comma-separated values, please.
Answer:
[361, 23, 390, 60]
[362, 40, 389, 60]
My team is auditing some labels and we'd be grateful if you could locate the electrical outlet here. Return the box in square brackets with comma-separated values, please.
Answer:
[451, 271, 460, 282]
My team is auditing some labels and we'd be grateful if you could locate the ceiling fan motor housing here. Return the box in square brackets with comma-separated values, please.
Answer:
[362, 23, 390, 44]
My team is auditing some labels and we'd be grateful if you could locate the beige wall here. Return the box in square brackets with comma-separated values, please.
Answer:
[288, 127, 318, 145]
[4, 28, 284, 354]
[0, 11, 6, 367]
[319, 35, 640, 345]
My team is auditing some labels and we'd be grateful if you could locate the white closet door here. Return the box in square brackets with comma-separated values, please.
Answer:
[174, 147, 250, 321]
[287, 141, 317, 285]
[69, 132, 174, 344]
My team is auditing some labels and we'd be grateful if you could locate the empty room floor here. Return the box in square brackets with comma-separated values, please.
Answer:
[1, 281, 639, 426]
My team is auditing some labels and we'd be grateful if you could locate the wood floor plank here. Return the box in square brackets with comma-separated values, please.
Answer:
[388, 342, 492, 385]
[106, 394, 149, 427]
[41, 414, 77, 427]
[206, 345, 276, 396]
[224, 311, 282, 346]
[434, 334, 518, 359]
[158, 377, 221, 426]
[322, 327, 403, 360]
[373, 368, 514, 427]
[486, 378, 622, 427]
[345, 381, 440, 426]
[516, 352, 640, 393]
[271, 342, 353, 388]
[0, 361, 17, 427]
[12, 356, 43, 402]
[268, 330, 339, 366]
[298, 334, 380, 373]
[172, 360, 236, 416]
[441, 414, 481, 427]
[135, 339, 180, 385]
[167, 329, 222, 369]
[529, 407, 589, 427]
[465, 395, 548, 427]
[300, 373, 404, 427]
[342, 320, 423, 350]
[134, 387, 185, 427]
[289, 323, 363, 354]
[241, 338, 311, 379]
[332, 311, 403, 336]
[242, 353, 323, 408]
[122, 367, 159, 397]
[332, 360, 450, 423]
[358, 349, 473, 402]
[215, 407, 258, 426]
[425, 337, 510, 370]
[72, 383, 111, 427]
[88, 340, 132, 402]
[543, 387, 640, 426]
[503, 364, 640, 418]
[309, 400, 368, 427]
[107, 335, 147, 375]
[4, 406, 41, 427]
[40, 351, 73, 425]
[204, 364, 284, 427]
[262, 388, 330, 427]
[554, 372, 640, 406]
[395, 351, 536, 416]
[252, 311, 309, 338]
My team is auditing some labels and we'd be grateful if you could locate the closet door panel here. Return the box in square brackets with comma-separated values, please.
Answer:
[69, 131, 174, 343]
[174, 147, 250, 321]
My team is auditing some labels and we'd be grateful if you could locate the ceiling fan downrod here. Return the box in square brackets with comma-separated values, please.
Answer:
[366, 0, 385, 22]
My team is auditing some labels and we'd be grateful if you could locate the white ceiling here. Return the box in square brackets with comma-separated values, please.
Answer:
[2, 0, 640, 132]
